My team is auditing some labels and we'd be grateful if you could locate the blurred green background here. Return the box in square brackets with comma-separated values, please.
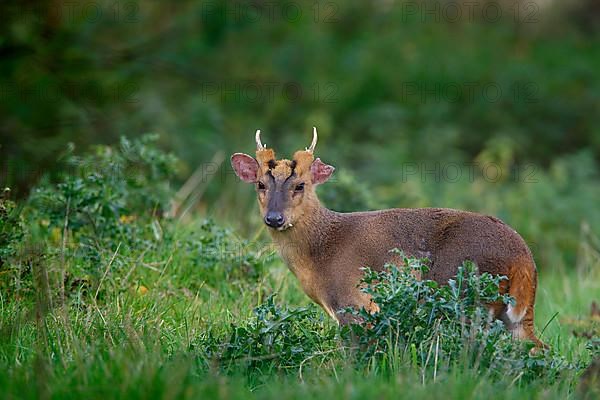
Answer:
[1, 0, 600, 270]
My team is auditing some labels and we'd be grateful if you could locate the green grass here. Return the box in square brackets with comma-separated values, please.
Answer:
[536, 266, 599, 356]
[1, 138, 598, 400]
[0, 247, 597, 399]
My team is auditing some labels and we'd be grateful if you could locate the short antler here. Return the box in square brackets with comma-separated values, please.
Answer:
[307, 127, 318, 153]
[255, 129, 265, 150]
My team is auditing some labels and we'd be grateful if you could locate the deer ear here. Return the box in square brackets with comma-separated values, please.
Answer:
[231, 153, 259, 183]
[310, 158, 335, 185]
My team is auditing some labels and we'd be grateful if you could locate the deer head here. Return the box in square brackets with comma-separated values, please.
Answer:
[231, 128, 335, 230]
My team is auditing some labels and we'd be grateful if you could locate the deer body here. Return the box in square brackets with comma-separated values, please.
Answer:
[231, 129, 542, 346]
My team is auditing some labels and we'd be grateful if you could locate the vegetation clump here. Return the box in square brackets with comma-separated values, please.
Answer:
[0, 189, 24, 267]
[0, 138, 597, 398]
[205, 252, 581, 386]
[346, 252, 575, 383]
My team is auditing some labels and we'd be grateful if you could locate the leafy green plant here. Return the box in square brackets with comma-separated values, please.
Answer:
[345, 251, 574, 383]
[200, 295, 339, 373]
[196, 251, 582, 386]
[0, 134, 180, 304]
[0, 189, 24, 268]
[174, 218, 271, 287]
[29, 134, 177, 263]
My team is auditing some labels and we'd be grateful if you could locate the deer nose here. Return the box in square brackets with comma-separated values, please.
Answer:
[264, 211, 285, 228]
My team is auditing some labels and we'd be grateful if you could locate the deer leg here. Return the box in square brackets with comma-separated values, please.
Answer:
[500, 257, 547, 348]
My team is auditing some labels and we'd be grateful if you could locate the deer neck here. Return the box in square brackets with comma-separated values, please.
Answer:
[269, 200, 340, 271]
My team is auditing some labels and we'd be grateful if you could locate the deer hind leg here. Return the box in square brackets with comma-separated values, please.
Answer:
[499, 257, 546, 348]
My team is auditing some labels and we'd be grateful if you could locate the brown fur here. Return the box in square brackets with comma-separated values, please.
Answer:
[234, 147, 543, 347]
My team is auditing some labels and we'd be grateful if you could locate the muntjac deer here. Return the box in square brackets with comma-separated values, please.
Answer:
[231, 128, 543, 347]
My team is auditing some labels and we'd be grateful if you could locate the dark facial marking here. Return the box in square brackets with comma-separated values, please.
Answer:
[265, 161, 299, 215]
[282, 160, 297, 184]
[268, 159, 277, 169]
[267, 182, 287, 215]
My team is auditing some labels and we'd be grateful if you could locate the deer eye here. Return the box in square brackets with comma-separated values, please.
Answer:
[257, 182, 266, 190]
[294, 183, 305, 192]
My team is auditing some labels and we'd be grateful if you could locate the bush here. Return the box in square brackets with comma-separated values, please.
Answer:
[175, 218, 271, 286]
[0, 189, 24, 268]
[199, 295, 339, 373]
[1, 136, 276, 304]
[346, 251, 575, 383]
[198, 252, 584, 385]
[0, 135, 180, 302]
[29, 134, 177, 265]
